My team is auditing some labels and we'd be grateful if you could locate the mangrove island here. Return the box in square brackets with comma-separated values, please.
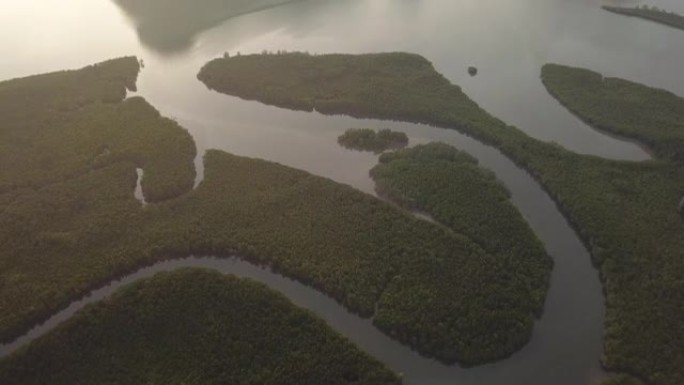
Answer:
[337, 128, 409, 153]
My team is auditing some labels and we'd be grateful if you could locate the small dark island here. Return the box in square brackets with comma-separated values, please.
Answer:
[338, 128, 409, 153]
[603, 5, 684, 31]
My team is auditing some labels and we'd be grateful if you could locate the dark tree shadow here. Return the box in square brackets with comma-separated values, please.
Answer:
[112, 0, 300, 55]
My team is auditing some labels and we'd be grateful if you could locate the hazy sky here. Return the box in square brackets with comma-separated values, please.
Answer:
[0, 0, 136, 80]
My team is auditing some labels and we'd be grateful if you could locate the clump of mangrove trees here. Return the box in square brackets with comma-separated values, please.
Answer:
[338, 128, 409, 153]
[0, 57, 551, 369]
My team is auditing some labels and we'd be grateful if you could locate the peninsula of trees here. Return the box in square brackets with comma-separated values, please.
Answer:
[542, 63, 684, 162]
[603, 5, 684, 31]
[197, 51, 684, 385]
[0, 269, 400, 385]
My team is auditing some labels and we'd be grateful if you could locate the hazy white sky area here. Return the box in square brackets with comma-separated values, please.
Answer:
[0, 0, 137, 80]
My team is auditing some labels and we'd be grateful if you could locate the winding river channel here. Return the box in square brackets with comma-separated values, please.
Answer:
[1, 0, 683, 384]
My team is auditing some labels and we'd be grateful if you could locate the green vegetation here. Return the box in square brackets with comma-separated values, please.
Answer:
[542, 63, 684, 162]
[370, 142, 552, 363]
[0, 269, 400, 385]
[197, 51, 684, 385]
[1, 58, 552, 368]
[337, 128, 409, 153]
[603, 5, 684, 31]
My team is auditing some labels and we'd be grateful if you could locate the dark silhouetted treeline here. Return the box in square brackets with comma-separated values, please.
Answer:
[0, 269, 400, 385]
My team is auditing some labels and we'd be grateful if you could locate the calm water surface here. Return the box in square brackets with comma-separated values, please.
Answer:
[2, 0, 683, 384]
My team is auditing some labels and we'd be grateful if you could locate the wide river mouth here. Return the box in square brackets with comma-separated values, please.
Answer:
[1, 0, 683, 384]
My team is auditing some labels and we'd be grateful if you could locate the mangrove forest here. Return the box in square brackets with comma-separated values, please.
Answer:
[197, 51, 684, 385]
